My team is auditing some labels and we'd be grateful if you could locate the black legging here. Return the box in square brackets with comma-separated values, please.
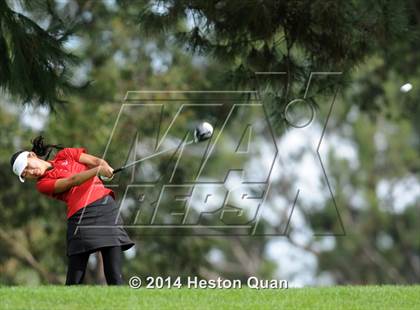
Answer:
[65, 246, 124, 285]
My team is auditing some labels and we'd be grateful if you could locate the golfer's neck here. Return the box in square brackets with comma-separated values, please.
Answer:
[40, 159, 53, 172]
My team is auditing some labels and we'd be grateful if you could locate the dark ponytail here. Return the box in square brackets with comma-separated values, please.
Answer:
[31, 136, 64, 160]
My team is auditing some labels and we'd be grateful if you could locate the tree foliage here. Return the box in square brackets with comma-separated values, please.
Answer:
[137, 0, 416, 122]
[0, 0, 81, 109]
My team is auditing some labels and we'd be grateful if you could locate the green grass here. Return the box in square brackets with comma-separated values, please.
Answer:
[1, 285, 420, 309]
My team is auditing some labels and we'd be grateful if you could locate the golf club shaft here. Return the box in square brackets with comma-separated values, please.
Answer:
[112, 140, 195, 175]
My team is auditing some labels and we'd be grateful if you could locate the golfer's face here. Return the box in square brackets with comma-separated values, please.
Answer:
[21, 153, 43, 180]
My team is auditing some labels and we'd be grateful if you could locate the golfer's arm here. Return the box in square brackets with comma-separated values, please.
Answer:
[79, 153, 109, 168]
[53, 167, 100, 194]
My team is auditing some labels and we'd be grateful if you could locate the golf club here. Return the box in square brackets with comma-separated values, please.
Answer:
[100, 122, 214, 181]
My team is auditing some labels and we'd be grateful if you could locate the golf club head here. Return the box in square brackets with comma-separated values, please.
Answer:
[194, 122, 213, 143]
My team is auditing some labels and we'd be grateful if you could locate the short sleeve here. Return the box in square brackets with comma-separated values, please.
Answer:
[56, 147, 87, 162]
[36, 178, 57, 196]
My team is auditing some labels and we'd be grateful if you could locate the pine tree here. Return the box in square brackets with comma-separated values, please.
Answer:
[0, 0, 80, 109]
[137, 0, 416, 127]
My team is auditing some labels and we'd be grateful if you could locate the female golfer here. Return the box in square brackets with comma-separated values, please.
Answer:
[9, 136, 135, 285]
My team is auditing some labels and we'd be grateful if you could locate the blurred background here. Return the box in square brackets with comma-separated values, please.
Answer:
[0, 0, 419, 286]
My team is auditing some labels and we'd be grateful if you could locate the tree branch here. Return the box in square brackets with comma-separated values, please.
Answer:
[0, 228, 61, 284]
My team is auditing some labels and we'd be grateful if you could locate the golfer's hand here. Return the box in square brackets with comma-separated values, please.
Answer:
[98, 164, 114, 178]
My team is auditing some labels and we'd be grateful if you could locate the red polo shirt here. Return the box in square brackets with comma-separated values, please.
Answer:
[36, 148, 115, 219]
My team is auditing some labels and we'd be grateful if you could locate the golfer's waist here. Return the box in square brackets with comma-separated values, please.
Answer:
[66, 192, 114, 219]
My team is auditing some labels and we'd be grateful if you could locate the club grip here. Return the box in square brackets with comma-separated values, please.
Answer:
[113, 167, 123, 174]
[99, 167, 123, 182]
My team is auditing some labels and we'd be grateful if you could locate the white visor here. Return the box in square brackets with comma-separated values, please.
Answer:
[12, 151, 29, 183]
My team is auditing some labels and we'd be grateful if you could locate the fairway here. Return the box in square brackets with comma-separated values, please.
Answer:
[1, 286, 419, 309]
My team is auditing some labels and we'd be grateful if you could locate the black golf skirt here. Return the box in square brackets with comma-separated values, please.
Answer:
[66, 194, 135, 257]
